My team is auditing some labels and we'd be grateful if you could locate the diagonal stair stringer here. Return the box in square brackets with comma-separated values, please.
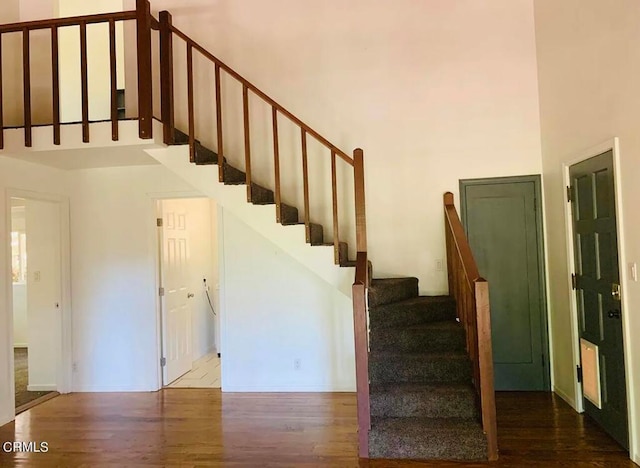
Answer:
[145, 144, 354, 297]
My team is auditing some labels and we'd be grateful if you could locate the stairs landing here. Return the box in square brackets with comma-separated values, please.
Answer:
[367, 278, 488, 461]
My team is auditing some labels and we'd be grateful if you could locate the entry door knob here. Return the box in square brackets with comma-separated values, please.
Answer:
[608, 309, 621, 319]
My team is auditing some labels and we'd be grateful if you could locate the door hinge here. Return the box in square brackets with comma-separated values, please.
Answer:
[566, 185, 573, 203]
[160, 357, 166, 367]
[159, 287, 165, 297]
[157, 218, 163, 227]
[577, 365, 583, 383]
[571, 273, 577, 290]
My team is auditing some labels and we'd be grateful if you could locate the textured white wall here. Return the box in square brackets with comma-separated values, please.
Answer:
[534, 0, 640, 461]
[220, 210, 355, 391]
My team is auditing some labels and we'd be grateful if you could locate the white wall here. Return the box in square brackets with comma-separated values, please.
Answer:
[534, 0, 640, 461]
[69, 164, 198, 391]
[220, 210, 355, 392]
[25, 199, 61, 391]
[0, 156, 70, 426]
[147, 0, 543, 294]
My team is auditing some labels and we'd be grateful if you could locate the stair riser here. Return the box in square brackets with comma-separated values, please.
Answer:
[369, 429, 487, 460]
[370, 391, 478, 419]
[369, 358, 471, 384]
[369, 278, 418, 307]
[369, 304, 456, 329]
[369, 328, 465, 353]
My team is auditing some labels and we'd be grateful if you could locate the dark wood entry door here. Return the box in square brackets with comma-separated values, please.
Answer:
[570, 150, 628, 449]
[461, 176, 550, 391]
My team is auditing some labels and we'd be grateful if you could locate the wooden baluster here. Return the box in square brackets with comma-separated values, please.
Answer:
[50, 26, 60, 145]
[108, 19, 118, 141]
[215, 64, 224, 181]
[331, 151, 340, 264]
[353, 148, 367, 252]
[22, 28, 32, 147]
[0, 33, 4, 149]
[80, 21, 89, 142]
[301, 129, 310, 243]
[272, 107, 281, 222]
[243, 85, 252, 201]
[186, 42, 194, 162]
[159, 11, 174, 145]
[136, 0, 152, 139]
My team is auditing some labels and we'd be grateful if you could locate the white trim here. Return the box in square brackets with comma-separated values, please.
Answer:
[13, 343, 28, 348]
[553, 384, 578, 410]
[27, 384, 57, 392]
[562, 137, 635, 457]
[73, 384, 157, 392]
[217, 205, 226, 391]
[221, 385, 357, 393]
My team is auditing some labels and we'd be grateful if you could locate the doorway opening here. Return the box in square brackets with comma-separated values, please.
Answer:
[156, 197, 220, 389]
[9, 195, 68, 413]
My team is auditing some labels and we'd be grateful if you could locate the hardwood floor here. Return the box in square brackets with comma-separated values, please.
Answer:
[0, 390, 636, 467]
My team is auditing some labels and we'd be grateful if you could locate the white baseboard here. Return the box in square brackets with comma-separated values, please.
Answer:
[221, 384, 356, 392]
[0, 409, 14, 427]
[27, 384, 57, 392]
[13, 343, 28, 348]
[73, 384, 157, 392]
[553, 385, 578, 410]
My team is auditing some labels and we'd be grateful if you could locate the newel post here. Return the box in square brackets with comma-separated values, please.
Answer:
[354, 148, 367, 254]
[136, 0, 153, 139]
[159, 10, 174, 144]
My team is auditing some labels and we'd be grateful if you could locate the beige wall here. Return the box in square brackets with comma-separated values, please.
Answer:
[145, 0, 543, 295]
[534, 0, 640, 461]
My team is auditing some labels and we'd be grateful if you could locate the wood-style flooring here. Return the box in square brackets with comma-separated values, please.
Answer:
[0, 391, 636, 467]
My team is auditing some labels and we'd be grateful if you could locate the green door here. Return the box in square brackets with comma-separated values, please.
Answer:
[461, 176, 549, 391]
[570, 150, 628, 449]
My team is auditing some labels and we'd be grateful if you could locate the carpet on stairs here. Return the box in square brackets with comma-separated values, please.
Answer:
[367, 277, 488, 461]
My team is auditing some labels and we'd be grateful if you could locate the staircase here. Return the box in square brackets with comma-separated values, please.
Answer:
[0, 2, 498, 462]
[367, 278, 488, 460]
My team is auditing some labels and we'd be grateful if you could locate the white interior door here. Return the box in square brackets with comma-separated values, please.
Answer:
[161, 200, 192, 385]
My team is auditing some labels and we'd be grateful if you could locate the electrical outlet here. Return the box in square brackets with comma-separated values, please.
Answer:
[72, 362, 78, 372]
[435, 259, 443, 272]
[294, 358, 301, 371]
[34, 271, 41, 282]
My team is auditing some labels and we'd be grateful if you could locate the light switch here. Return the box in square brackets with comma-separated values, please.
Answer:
[629, 262, 638, 282]
[34, 271, 41, 282]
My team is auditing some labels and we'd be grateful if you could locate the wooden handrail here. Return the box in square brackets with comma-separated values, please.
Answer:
[443, 192, 498, 461]
[168, 24, 354, 166]
[0, 11, 136, 33]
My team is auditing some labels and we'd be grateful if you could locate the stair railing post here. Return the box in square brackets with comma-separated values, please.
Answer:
[136, 0, 153, 139]
[159, 11, 174, 145]
[354, 148, 367, 256]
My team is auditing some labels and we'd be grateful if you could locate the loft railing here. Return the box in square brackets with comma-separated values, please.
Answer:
[443, 192, 497, 461]
[0, 0, 370, 457]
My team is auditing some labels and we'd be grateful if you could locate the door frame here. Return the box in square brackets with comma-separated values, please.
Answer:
[459, 174, 551, 390]
[562, 138, 634, 444]
[4, 188, 73, 410]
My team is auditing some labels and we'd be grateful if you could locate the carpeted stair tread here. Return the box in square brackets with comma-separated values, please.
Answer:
[369, 320, 465, 353]
[280, 203, 299, 225]
[172, 128, 191, 145]
[369, 417, 487, 460]
[250, 183, 275, 204]
[369, 351, 471, 384]
[369, 296, 457, 329]
[223, 163, 246, 184]
[369, 278, 419, 307]
[309, 223, 324, 245]
[370, 382, 479, 419]
[194, 141, 224, 166]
